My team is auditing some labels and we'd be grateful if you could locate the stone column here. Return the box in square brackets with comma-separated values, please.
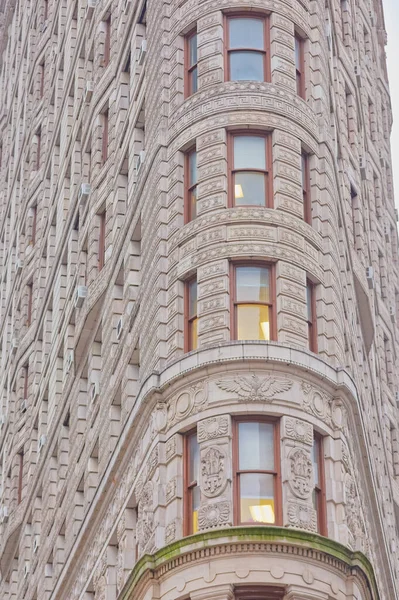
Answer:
[281, 416, 316, 532]
[197, 415, 232, 532]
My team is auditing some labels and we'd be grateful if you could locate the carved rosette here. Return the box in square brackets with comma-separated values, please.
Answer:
[287, 501, 317, 532]
[198, 415, 230, 442]
[284, 417, 313, 446]
[198, 501, 230, 530]
[201, 446, 227, 498]
[288, 447, 313, 499]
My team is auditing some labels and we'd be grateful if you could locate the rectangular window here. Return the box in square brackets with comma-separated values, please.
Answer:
[232, 264, 275, 341]
[235, 586, 286, 600]
[184, 430, 200, 535]
[295, 34, 305, 99]
[301, 151, 311, 224]
[36, 129, 41, 171]
[23, 365, 29, 401]
[229, 133, 272, 208]
[31, 205, 37, 246]
[226, 15, 270, 82]
[39, 62, 45, 98]
[102, 109, 109, 164]
[185, 278, 198, 351]
[103, 16, 111, 66]
[186, 31, 198, 96]
[312, 433, 327, 535]
[185, 148, 197, 222]
[306, 280, 317, 352]
[18, 449, 24, 504]
[98, 212, 106, 271]
[27, 283, 33, 326]
[234, 419, 281, 525]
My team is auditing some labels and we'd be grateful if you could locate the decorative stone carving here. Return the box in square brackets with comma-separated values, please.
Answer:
[288, 448, 313, 499]
[198, 416, 229, 442]
[165, 435, 177, 462]
[284, 417, 313, 446]
[165, 521, 176, 544]
[287, 501, 317, 532]
[137, 481, 155, 553]
[301, 382, 346, 430]
[201, 446, 227, 497]
[159, 381, 209, 431]
[344, 473, 366, 549]
[216, 374, 292, 402]
[166, 477, 177, 504]
[198, 501, 230, 530]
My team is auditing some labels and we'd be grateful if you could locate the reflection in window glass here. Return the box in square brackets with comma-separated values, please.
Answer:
[234, 266, 272, 341]
[227, 17, 267, 81]
[232, 135, 268, 206]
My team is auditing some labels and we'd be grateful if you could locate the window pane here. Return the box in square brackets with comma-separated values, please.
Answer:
[306, 285, 313, 322]
[189, 151, 197, 186]
[301, 154, 307, 190]
[189, 187, 197, 220]
[239, 422, 274, 470]
[190, 66, 198, 93]
[312, 437, 320, 486]
[230, 51, 264, 81]
[236, 266, 270, 302]
[234, 136, 266, 170]
[189, 33, 197, 67]
[189, 433, 200, 483]
[237, 304, 270, 340]
[234, 172, 265, 206]
[240, 473, 275, 523]
[295, 36, 302, 70]
[189, 317, 198, 350]
[229, 18, 264, 49]
[188, 279, 197, 316]
[192, 484, 200, 533]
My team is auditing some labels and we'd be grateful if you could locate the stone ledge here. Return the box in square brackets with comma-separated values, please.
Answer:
[121, 527, 380, 600]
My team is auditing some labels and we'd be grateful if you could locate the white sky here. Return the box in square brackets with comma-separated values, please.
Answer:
[383, 0, 399, 202]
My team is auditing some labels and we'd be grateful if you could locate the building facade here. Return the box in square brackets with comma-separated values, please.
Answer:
[0, 0, 398, 598]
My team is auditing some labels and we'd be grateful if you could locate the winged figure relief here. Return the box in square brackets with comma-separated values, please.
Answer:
[215, 373, 292, 402]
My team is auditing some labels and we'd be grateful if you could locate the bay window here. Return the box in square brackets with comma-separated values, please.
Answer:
[226, 15, 270, 82]
[186, 31, 198, 96]
[306, 280, 317, 352]
[295, 34, 305, 99]
[312, 433, 327, 535]
[232, 264, 275, 341]
[185, 278, 198, 351]
[184, 430, 200, 534]
[234, 419, 281, 525]
[185, 147, 197, 222]
[229, 133, 272, 208]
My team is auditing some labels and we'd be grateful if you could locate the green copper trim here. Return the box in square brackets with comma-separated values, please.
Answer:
[120, 527, 380, 600]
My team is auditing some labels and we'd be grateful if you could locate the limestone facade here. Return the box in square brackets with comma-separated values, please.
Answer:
[0, 0, 398, 599]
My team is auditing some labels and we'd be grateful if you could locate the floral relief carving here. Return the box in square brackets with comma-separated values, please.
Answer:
[288, 447, 313, 499]
[198, 416, 229, 442]
[137, 481, 155, 554]
[165, 435, 177, 462]
[166, 477, 177, 504]
[165, 521, 176, 544]
[216, 374, 292, 402]
[287, 501, 317, 532]
[201, 446, 227, 497]
[344, 473, 366, 550]
[284, 418, 313, 446]
[198, 501, 230, 530]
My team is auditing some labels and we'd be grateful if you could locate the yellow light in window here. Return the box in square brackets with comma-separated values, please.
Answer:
[260, 320, 270, 340]
[249, 504, 275, 523]
[235, 184, 244, 199]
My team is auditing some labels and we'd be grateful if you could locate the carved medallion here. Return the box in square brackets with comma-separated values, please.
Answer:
[284, 417, 313, 445]
[201, 446, 227, 497]
[287, 501, 317, 532]
[288, 447, 313, 499]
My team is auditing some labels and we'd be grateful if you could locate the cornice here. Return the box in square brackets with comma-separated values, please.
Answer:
[120, 527, 379, 600]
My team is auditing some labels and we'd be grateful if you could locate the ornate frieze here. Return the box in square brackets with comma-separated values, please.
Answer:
[215, 374, 293, 402]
